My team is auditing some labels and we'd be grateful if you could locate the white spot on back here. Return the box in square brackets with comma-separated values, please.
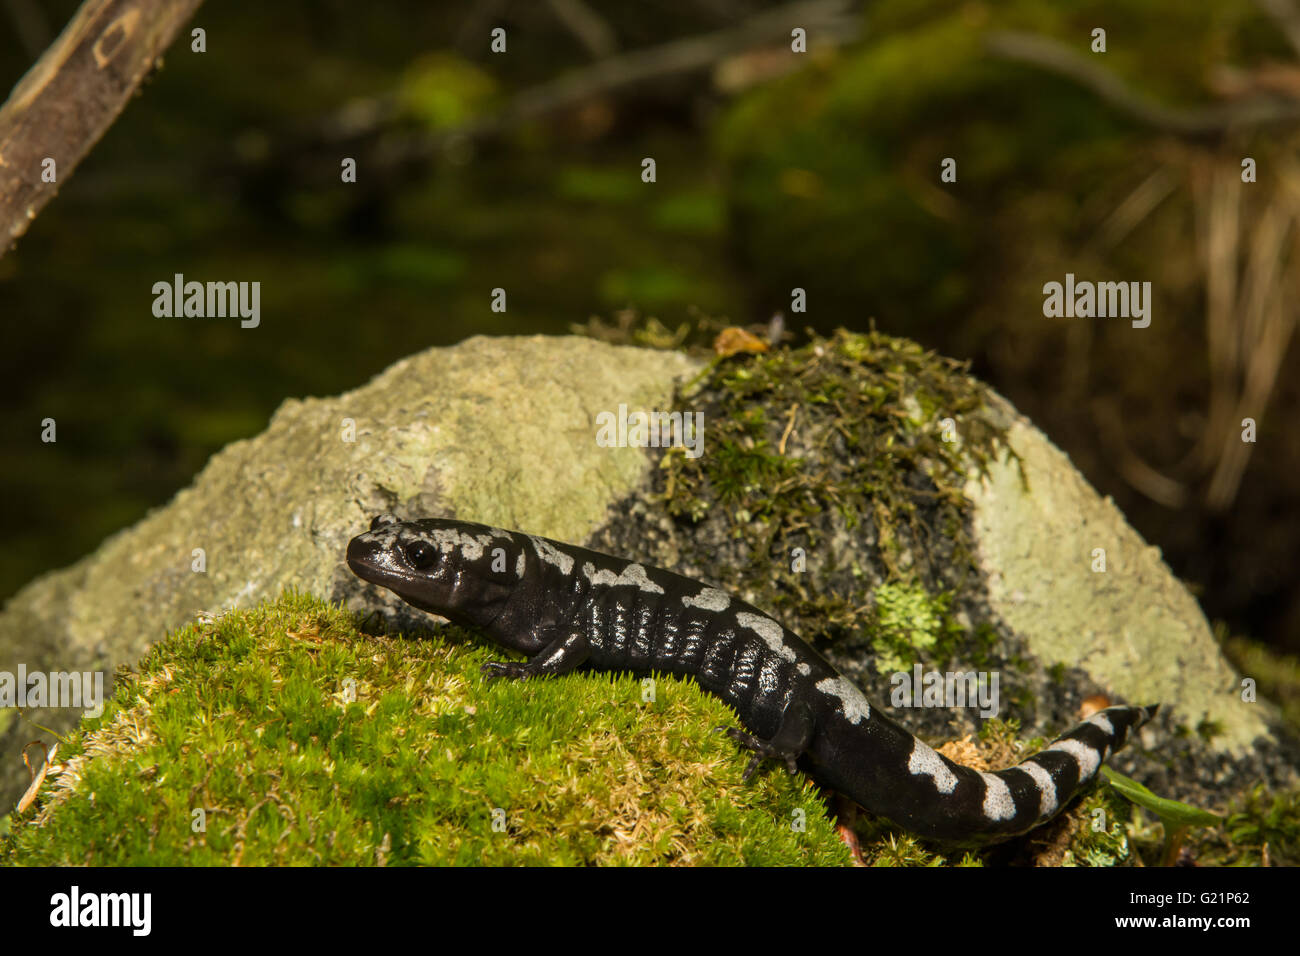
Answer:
[735, 612, 796, 662]
[1045, 738, 1102, 780]
[797, 663, 811, 676]
[1018, 760, 1058, 818]
[908, 738, 958, 794]
[815, 676, 871, 724]
[582, 561, 665, 594]
[426, 528, 459, 554]
[529, 536, 574, 575]
[682, 587, 729, 612]
[979, 772, 1017, 821]
[515, 552, 526, 578]
[457, 534, 495, 561]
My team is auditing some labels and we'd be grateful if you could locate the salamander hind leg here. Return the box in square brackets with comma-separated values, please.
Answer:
[719, 701, 815, 780]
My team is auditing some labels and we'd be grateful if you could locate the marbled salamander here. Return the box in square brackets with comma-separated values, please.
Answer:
[346, 514, 1156, 844]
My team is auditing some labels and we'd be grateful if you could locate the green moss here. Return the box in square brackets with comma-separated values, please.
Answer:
[1195, 717, 1225, 744]
[1059, 762, 1300, 868]
[1101, 782, 1300, 868]
[1, 592, 850, 866]
[5, 584, 1216, 867]
[398, 53, 498, 130]
[1210, 786, 1300, 866]
[659, 328, 1018, 666]
[977, 716, 1033, 750]
[1061, 784, 1139, 867]
[868, 833, 949, 867]
[869, 582, 962, 675]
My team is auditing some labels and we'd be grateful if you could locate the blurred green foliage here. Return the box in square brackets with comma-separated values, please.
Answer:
[1, 0, 1296, 660]
[0, 2, 744, 600]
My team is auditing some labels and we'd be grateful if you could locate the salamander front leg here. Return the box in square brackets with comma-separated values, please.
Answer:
[482, 630, 590, 680]
[719, 701, 815, 780]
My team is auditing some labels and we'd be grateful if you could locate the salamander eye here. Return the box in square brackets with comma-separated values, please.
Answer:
[370, 514, 399, 531]
[405, 541, 437, 569]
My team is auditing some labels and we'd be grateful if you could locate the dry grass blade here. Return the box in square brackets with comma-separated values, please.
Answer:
[1091, 397, 1190, 508]
[1198, 159, 1243, 474]
[1091, 166, 1179, 252]
[1208, 209, 1299, 507]
[17, 740, 57, 814]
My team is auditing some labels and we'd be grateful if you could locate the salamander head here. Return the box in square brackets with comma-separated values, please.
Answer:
[346, 514, 514, 623]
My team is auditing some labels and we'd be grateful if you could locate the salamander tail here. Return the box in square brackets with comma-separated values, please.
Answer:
[968, 703, 1158, 842]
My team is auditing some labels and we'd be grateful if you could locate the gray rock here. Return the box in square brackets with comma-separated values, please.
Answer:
[2, 333, 1289, 814]
[0, 335, 698, 809]
[966, 393, 1271, 756]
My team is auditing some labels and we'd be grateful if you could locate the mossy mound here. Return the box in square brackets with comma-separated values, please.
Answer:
[4, 590, 1294, 866]
[0, 593, 849, 866]
[0, 335, 698, 812]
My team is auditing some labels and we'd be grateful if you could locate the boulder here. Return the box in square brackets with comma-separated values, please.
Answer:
[0, 335, 696, 809]
[2, 331, 1291, 816]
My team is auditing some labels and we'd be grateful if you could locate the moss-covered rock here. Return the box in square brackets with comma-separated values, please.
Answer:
[3, 330, 1293, 864]
[587, 330, 1294, 816]
[714, 0, 1300, 663]
[1, 593, 849, 865]
[0, 335, 697, 809]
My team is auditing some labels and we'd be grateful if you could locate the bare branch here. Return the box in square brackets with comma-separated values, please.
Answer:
[545, 0, 619, 59]
[0, 0, 205, 259]
[985, 30, 1300, 136]
[360, 0, 857, 171]
[508, 0, 854, 120]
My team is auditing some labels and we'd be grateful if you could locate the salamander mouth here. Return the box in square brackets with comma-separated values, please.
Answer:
[346, 532, 450, 616]
[346, 534, 413, 590]
[345, 530, 467, 621]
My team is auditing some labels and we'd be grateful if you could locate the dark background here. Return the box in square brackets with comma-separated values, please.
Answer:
[1, 0, 1297, 670]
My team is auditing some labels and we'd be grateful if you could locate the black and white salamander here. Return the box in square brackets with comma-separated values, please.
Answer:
[346, 514, 1157, 844]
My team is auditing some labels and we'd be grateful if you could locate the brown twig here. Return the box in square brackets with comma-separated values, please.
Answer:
[985, 30, 1300, 136]
[280, 0, 858, 176]
[0, 0, 205, 259]
[1088, 166, 1179, 252]
[545, 0, 619, 59]
[1207, 207, 1297, 508]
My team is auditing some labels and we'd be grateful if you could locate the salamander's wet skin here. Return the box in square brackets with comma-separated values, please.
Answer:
[346, 514, 1157, 844]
